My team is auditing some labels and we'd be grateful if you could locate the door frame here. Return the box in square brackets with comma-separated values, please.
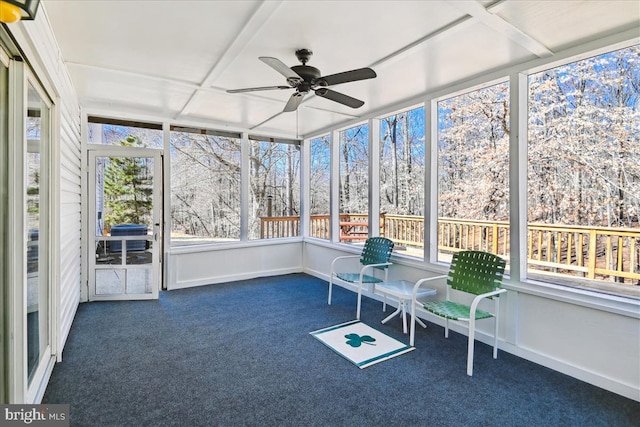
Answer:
[4, 51, 57, 403]
[87, 146, 163, 301]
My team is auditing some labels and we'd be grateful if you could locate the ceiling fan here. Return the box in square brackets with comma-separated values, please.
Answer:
[226, 48, 376, 112]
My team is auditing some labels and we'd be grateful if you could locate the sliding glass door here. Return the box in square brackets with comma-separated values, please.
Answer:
[0, 41, 9, 404]
[25, 81, 51, 388]
[1, 42, 54, 402]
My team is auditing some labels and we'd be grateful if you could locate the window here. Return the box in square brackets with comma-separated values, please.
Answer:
[527, 45, 640, 296]
[26, 82, 51, 385]
[339, 124, 369, 244]
[170, 127, 241, 246]
[380, 106, 425, 258]
[87, 117, 163, 148]
[437, 82, 510, 266]
[249, 138, 300, 240]
[309, 134, 331, 240]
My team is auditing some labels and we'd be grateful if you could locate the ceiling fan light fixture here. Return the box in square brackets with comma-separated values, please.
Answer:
[0, 0, 40, 23]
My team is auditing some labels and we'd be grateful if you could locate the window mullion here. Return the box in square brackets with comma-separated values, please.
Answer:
[300, 137, 310, 238]
[369, 118, 380, 237]
[509, 72, 528, 282]
[330, 130, 340, 242]
[240, 132, 249, 241]
[425, 98, 438, 263]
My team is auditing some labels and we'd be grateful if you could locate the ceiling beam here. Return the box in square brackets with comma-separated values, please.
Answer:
[251, 9, 476, 131]
[65, 61, 203, 90]
[450, 0, 553, 58]
[370, 14, 474, 70]
[176, 0, 284, 118]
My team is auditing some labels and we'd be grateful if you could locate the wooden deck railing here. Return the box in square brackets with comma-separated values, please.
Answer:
[260, 214, 640, 285]
[260, 215, 300, 239]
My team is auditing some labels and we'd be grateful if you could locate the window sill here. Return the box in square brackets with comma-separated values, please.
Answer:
[503, 277, 640, 319]
[170, 236, 303, 255]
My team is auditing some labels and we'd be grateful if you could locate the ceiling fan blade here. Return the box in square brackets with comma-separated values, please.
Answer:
[226, 85, 291, 94]
[259, 57, 302, 81]
[314, 88, 365, 109]
[283, 92, 306, 112]
[318, 67, 377, 86]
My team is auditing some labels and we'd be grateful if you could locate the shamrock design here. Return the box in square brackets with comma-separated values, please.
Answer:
[345, 333, 376, 347]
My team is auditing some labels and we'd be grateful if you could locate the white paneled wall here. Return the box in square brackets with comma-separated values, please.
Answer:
[168, 240, 303, 289]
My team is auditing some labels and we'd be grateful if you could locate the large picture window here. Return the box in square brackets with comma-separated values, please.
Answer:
[339, 124, 369, 244]
[309, 134, 331, 240]
[379, 106, 425, 258]
[170, 127, 241, 246]
[527, 45, 639, 296]
[437, 82, 510, 266]
[249, 138, 300, 240]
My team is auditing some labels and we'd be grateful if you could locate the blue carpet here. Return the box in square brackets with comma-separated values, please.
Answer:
[42, 273, 639, 426]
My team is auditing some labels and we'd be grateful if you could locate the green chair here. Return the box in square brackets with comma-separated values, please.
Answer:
[410, 250, 506, 376]
[328, 237, 394, 320]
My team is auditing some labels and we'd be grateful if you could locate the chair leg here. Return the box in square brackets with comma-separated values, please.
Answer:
[493, 299, 500, 359]
[402, 301, 407, 334]
[356, 283, 362, 320]
[467, 318, 476, 376]
[444, 319, 449, 338]
[410, 304, 416, 346]
[328, 276, 333, 305]
[493, 316, 499, 359]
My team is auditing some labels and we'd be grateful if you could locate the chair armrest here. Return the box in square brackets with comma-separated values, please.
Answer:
[469, 288, 507, 314]
[360, 262, 393, 274]
[330, 255, 361, 273]
[412, 275, 447, 300]
[358, 262, 392, 280]
[360, 262, 393, 282]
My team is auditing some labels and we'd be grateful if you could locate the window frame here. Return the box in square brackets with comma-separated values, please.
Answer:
[421, 45, 639, 305]
[304, 39, 639, 308]
[247, 135, 301, 241]
[79, 38, 640, 313]
[168, 125, 243, 247]
[378, 104, 427, 260]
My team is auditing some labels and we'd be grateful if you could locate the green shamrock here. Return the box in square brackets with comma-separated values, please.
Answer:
[345, 333, 376, 347]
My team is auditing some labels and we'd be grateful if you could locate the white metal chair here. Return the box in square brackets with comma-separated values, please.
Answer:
[410, 250, 506, 376]
[328, 237, 394, 319]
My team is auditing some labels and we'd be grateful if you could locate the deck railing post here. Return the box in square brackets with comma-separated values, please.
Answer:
[588, 229, 597, 279]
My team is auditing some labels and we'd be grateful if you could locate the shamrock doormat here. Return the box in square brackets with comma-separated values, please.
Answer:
[310, 320, 414, 369]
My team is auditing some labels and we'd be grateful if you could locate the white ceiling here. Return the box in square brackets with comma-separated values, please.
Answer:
[42, 0, 639, 138]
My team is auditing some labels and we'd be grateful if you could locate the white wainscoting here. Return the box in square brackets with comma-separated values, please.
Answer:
[168, 239, 304, 290]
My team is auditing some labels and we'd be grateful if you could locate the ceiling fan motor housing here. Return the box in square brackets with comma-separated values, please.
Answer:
[295, 48, 313, 64]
